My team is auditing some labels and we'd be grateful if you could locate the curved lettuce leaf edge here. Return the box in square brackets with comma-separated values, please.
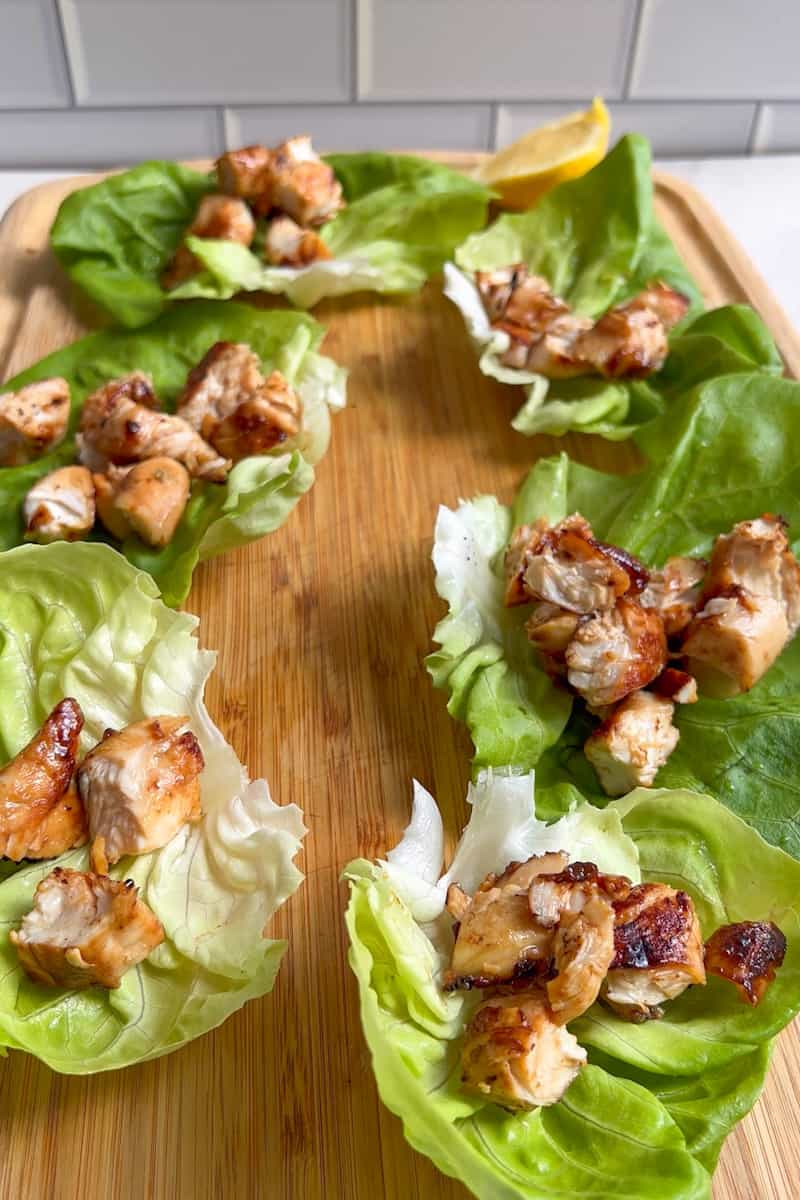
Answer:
[0, 541, 306, 1074]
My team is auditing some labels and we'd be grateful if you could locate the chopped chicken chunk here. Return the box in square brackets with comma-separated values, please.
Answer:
[525, 601, 580, 673]
[640, 556, 706, 638]
[460, 990, 586, 1110]
[94, 458, 190, 548]
[444, 852, 568, 991]
[77, 373, 229, 481]
[565, 598, 667, 707]
[265, 136, 344, 226]
[177, 341, 301, 462]
[264, 214, 332, 267]
[0, 698, 87, 861]
[0, 377, 71, 466]
[78, 716, 204, 868]
[162, 194, 256, 289]
[215, 144, 272, 201]
[584, 691, 679, 797]
[704, 921, 786, 1006]
[570, 284, 689, 378]
[651, 667, 698, 705]
[23, 465, 95, 544]
[529, 863, 616, 1024]
[602, 883, 705, 1021]
[10, 867, 163, 989]
[682, 515, 800, 696]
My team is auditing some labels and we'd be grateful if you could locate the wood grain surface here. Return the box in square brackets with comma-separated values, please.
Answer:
[0, 159, 798, 1200]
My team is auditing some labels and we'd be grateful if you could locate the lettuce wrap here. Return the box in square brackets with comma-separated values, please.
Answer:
[0, 541, 305, 1073]
[427, 371, 800, 857]
[345, 770, 800, 1198]
[445, 135, 782, 439]
[51, 154, 493, 327]
[0, 300, 345, 605]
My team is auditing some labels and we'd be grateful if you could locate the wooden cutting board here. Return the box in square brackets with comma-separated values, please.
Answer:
[0, 156, 797, 1200]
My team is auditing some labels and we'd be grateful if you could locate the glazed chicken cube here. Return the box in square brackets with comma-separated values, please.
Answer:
[177, 341, 301, 462]
[640, 556, 706, 638]
[10, 867, 164, 989]
[23, 465, 95, 544]
[444, 852, 568, 991]
[704, 921, 786, 1005]
[602, 883, 705, 1021]
[162, 194, 256, 289]
[215, 144, 272, 201]
[78, 716, 204, 869]
[525, 601, 580, 674]
[650, 667, 698, 705]
[77, 373, 229, 482]
[266, 136, 344, 226]
[565, 598, 667, 707]
[460, 990, 586, 1110]
[571, 284, 689, 378]
[0, 698, 87, 861]
[475, 266, 591, 375]
[682, 516, 800, 696]
[584, 691, 679, 797]
[94, 458, 190, 548]
[264, 214, 332, 267]
[475, 265, 528, 322]
[0, 377, 70, 467]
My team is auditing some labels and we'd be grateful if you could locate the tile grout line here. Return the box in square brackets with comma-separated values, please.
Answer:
[622, 0, 647, 100]
[748, 103, 765, 154]
[51, 0, 77, 107]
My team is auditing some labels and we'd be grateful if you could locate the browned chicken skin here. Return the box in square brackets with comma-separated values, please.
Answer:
[94, 458, 191, 548]
[11, 867, 164, 989]
[0, 699, 88, 861]
[162, 194, 256, 289]
[704, 921, 787, 1005]
[565, 597, 667, 708]
[216, 144, 273, 201]
[265, 136, 344, 226]
[0, 377, 71, 467]
[264, 214, 332, 267]
[23, 465, 96, 544]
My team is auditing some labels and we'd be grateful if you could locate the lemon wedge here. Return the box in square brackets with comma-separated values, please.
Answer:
[477, 98, 610, 210]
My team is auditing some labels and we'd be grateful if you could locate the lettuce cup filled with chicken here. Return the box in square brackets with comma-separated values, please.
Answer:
[0, 300, 345, 605]
[51, 137, 493, 327]
[344, 770, 800, 1198]
[444, 135, 783, 439]
[428, 369, 800, 859]
[0, 541, 305, 1073]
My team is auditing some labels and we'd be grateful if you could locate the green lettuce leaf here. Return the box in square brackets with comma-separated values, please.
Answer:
[0, 300, 345, 606]
[345, 775, 800, 1196]
[0, 541, 305, 1073]
[51, 154, 492, 326]
[428, 372, 800, 855]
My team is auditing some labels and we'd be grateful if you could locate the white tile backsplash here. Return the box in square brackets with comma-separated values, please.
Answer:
[60, 0, 351, 105]
[227, 104, 492, 152]
[753, 104, 800, 154]
[631, 0, 800, 100]
[0, 0, 71, 108]
[497, 102, 757, 157]
[358, 0, 637, 101]
[0, 107, 222, 168]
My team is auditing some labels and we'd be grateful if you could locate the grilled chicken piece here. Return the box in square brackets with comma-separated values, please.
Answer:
[177, 341, 301, 462]
[162, 194, 256, 289]
[93, 458, 190, 548]
[444, 852, 568, 991]
[0, 698, 87, 861]
[704, 921, 786, 1005]
[584, 691, 679, 797]
[461, 990, 586, 1110]
[264, 214, 332, 267]
[10, 867, 164, 989]
[216, 144, 272, 201]
[650, 667, 698, 705]
[602, 883, 705, 1021]
[565, 598, 667, 708]
[570, 284, 689, 379]
[529, 862, 617, 1024]
[682, 516, 800, 696]
[0, 378, 70, 466]
[78, 716, 204, 868]
[265, 136, 344, 226]
[475, 265, 528, 322]
[640, 556, 707, 638]
[23, 465, 95, 544]
[77, 373, 229, 481]
[525, 601, 580, 674]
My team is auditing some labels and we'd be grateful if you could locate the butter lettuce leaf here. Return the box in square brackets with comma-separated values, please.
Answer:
[51, 154, 492, 326]
[0, 541, 305, 1073]
[0, 300, 345, 606]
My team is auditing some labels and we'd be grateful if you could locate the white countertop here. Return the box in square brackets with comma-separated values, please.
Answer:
[1, 157, 799, 330]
